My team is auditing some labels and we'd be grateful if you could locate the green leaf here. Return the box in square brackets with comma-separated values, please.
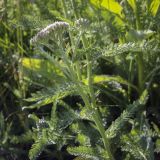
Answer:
[105, 90, 148, 139]
[76, 134, 91, 146]
[127, 0, 136, 12]
[155, 139, 160, 153]
[149, 0, 160, 16]
[126, 29, 155, 42]
[29, 137, 48, 160]
[90, 0, 123, 17]
[21, 57, 64, 84]
[23, 83, 76, 110]
[83, 75, 138, 91]
[79, 107, 94, 121]
[0, 112, 4, 133]
[121, 135, 148, 160]
[67, 146, 102, 160]
[138, 89, 148, 105]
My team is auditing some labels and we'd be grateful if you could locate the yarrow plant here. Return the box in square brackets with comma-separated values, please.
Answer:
[27, 18, 115, 160]
[23, 0, 160, 160]
[1, 0, 160, 160]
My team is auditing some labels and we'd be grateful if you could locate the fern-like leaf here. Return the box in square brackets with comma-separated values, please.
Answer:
[67, 146, 107, 160]
[29, 136, 48, 160]
[23, 82, 76, 110]
[106, 90, 148, 139]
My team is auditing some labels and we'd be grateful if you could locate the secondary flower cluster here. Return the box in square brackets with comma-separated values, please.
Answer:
[75, 18, 89, 28]
[30, 21, 69, 44]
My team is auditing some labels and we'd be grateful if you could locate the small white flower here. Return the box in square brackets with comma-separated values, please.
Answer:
[30, 21, 69, 45]
[75, 18, 89, 28]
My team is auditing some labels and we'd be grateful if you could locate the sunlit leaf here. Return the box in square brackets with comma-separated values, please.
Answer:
[149, 0, 160, 16]
[83, 75, 138, 91]
[21, 57, 64, 85]
[21, 58, 63, 76]
[90, 0, 123, 17]
[127, 0, 136, 12]
[23, 82, 76, 110]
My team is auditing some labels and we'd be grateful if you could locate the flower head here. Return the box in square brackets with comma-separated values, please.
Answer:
[30, 21, 69, 45]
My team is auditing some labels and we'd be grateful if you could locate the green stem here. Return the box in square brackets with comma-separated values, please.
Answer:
[135, 1, 141, 30]
[136, 52, 144, 94]
[61, 0, 68, 18]
[81, 34, 114, 160]
[61, 0, 82, 80]
[128, 57, 133, 101]
[135, 1, 144, 94]
[70, 0, 82, 80]
[70, 0, 79, 19]
[61, 1, 114, 159]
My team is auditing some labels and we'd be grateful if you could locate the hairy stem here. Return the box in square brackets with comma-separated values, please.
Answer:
[81, 33, 114, 160]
